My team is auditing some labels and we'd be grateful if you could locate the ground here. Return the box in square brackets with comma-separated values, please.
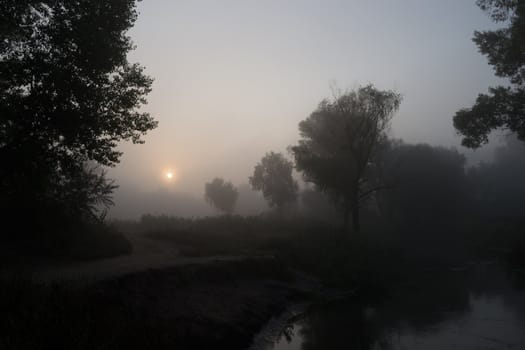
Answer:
[1, 231, 261, 283]
[0, 231, 314, 350]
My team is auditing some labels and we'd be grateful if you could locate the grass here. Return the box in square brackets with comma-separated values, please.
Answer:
[0, 259, 295, 350]
[138, 214, 336, 257]
[0, 220, 132, 267]
[66, 224, 132, 261]
[133, 215, 406, 289]
[122, 214, 525, 290]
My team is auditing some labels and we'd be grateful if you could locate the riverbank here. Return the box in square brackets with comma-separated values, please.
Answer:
[4, 215, 524, 349]
[0, 258, 321, 350]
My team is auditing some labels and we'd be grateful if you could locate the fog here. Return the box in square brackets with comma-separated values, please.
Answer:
[4, 1, 525, 348]
[106, 0, 505, 219]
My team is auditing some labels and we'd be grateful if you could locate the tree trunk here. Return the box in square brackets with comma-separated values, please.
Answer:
[343, 197, 360, 233]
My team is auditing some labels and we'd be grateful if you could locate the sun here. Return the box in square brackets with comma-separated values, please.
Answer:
[163, 168, 177, 183]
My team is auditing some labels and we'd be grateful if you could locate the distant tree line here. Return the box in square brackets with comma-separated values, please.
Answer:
[204, 78, 524, 236]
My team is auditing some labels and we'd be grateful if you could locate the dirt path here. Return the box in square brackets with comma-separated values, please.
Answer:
[2, 232, 251, 284]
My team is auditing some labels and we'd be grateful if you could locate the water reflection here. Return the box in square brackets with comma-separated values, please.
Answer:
[266, 264, 525, 350]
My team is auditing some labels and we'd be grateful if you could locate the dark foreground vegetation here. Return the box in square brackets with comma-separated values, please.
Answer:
[1, 259, 296, 350]
[3, 212, 525, 350]
[0, 222, 132, 267]
[122, 213, 525, 287]
[0, 0, 154, 264]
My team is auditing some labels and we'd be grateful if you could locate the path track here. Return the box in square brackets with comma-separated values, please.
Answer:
[2, 232, 250, 284]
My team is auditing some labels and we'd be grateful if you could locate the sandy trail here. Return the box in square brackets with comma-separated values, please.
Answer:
[2, 232, 247, 284]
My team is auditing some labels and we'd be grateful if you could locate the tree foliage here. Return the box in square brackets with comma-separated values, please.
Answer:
[376, 141, 467, 224]
[249, 152, 298, 212]
[290, 85, 401, 231]
[0, 0, 156, 234]
[467, 136, 525, 217]
[300, 187, 339, 223]
[453, 0, 525, 147]
[204, 178, 239, 215]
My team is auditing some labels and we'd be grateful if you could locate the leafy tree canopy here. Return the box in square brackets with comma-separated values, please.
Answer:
[454, 0, 525, 147]
[0, 0, 156, 232]
[204, 178, 238, 215]
[376, 141, 467, 223]
[290, 85, 401, 231]
[249, 152, 298, 211]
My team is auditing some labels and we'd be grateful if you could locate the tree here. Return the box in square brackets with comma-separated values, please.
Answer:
[204, 178, 239, 215]
[300, 187, 339, 223]
[0, 1, 157, 234]
[453, 0, 525, 148]
[466, 136, 525, 218]
[249, 152, 298, 214]
[376, 141, 467, 225]
[290, 85, 402, 232]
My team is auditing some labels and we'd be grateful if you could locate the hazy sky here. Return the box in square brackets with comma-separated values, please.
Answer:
[108, 0, 505, 203]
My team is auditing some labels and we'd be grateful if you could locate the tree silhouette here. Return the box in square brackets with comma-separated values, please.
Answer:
[249, 152, 298, 214]
[0, 0, 157, 235]
[204, 178, 239, 215]
[453, 0, 525, 147]
[376, 141, 467, 224]
[291, 85, 401, 232]
[467, 136, 525, 218]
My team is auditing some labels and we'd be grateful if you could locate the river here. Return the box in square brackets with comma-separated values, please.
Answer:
[254, 262, 525, 349]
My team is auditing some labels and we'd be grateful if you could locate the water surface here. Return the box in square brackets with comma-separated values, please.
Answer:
[260, 263, 525, 350]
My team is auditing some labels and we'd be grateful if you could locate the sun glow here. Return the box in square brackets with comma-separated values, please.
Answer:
[163, 169, 177, 182]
